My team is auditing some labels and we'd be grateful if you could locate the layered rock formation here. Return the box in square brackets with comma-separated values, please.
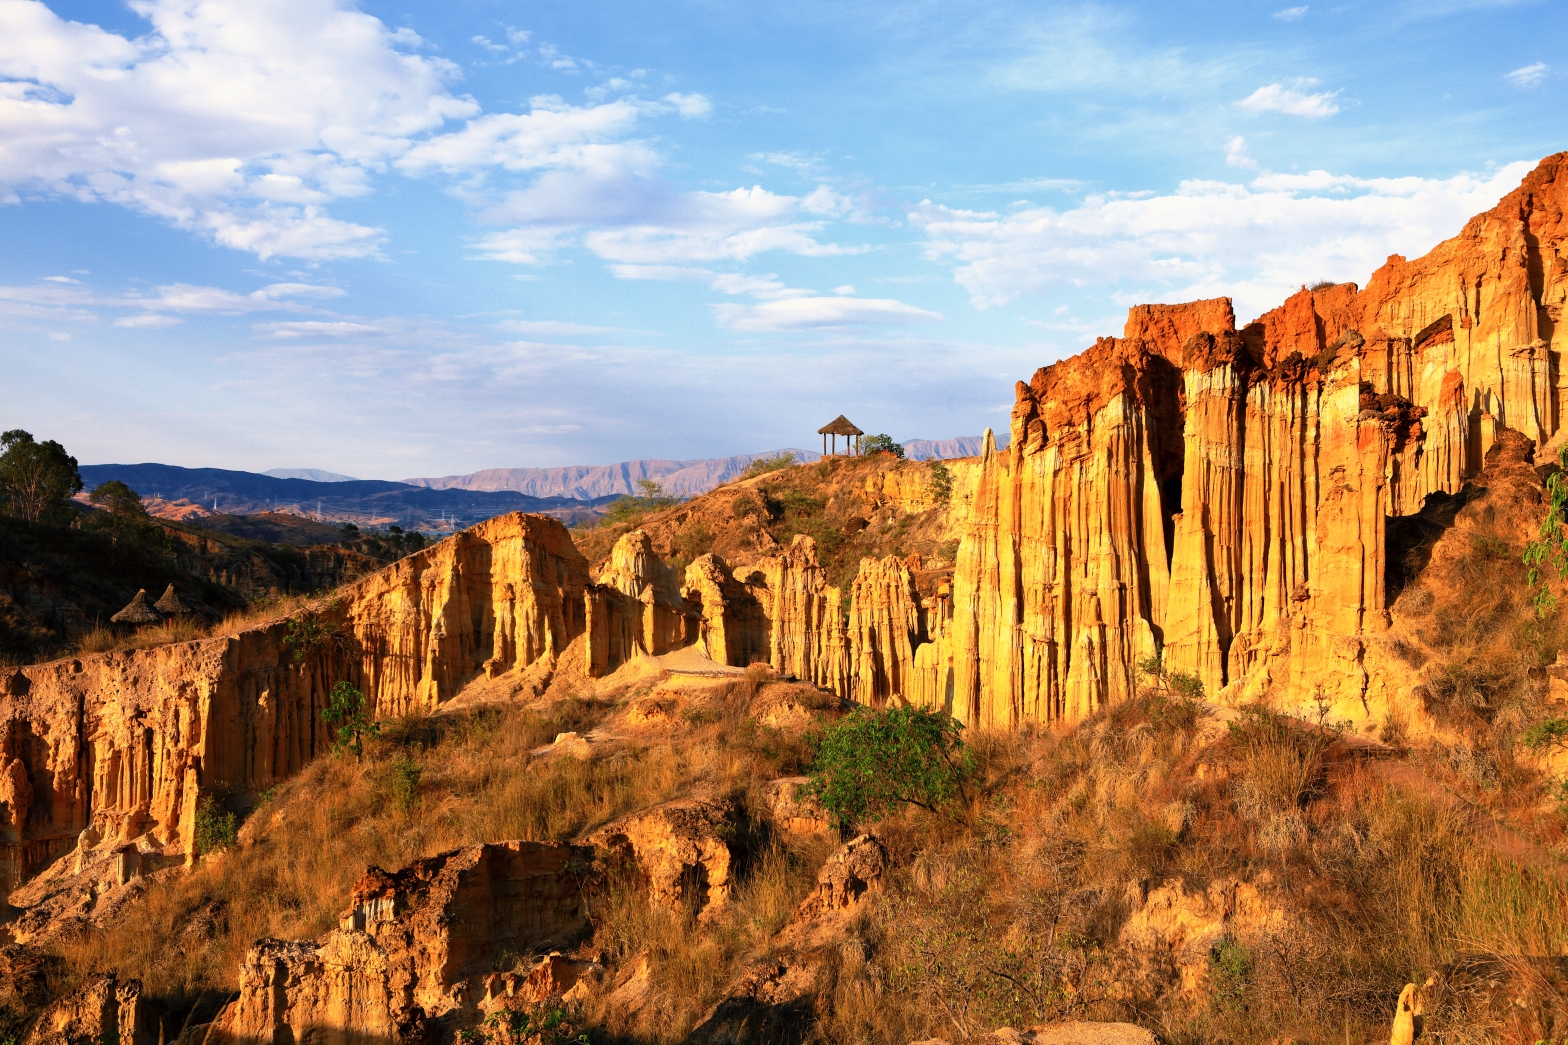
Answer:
[210, 841, 596, 1044]
[0, 514, 591, 882]
[908, 153, 1568, 729]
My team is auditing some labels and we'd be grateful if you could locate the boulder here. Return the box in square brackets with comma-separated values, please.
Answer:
[587, 792, 737, 918]
[210, 840, 598, 1043]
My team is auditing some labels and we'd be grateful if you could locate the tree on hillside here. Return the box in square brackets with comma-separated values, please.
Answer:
[805, 705, 971, 827]
[862, 433, 904, 458]
[0, 430, 82, 525]
[87, 480, 165, 552]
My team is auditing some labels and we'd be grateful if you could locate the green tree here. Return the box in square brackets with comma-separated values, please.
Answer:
[862, 433, 904, 458]
[602, 479, 678, 526]
[1525, 444, 1568, 616]
[322, 680, 379, 758]
[87, 480, 164, 551]
[0, 430, 82, 525]
[928, 461, 953, 505]
[805, 705, 971, 827]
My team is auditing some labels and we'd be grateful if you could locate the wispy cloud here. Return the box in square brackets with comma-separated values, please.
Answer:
[911, 160, 1534, 322]
[1225, 137, 1260, 170]
[1273, 6, 1308, 19]
[1235, 82, 1341, 118]
[113, 314, 183, 329]
[1506, 62, 1548, 88]
[713, 296, 942, 331]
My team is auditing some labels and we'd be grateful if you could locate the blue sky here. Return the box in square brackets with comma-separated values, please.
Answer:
[0, 0, 1560, 479]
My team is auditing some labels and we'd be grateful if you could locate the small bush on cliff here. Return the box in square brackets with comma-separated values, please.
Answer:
[1524, 444, 1568, 616]
[928, 461, 952, 505]
[193, 794, 238, 855]
[739, 452, 795, 480]
[862, 433, 904, 458]
[323, 681, 378, 758]
[805, 706, 971, 828]
[388, 752, 422, 813]
[601, 478, 678, 527]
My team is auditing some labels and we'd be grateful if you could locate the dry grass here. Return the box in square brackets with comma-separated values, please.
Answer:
[63, 594, 318, 660]
[40, 661, 1568, 1044]
[51, 674, 817, 1016]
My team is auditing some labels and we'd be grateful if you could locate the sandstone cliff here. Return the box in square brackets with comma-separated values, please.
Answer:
[905, 153, 1568, 730]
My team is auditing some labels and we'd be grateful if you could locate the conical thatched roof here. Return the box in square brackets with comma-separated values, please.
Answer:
[111, 589, 162, 625]
[817, 414, 863, 436]
[154, 583, 201, 616]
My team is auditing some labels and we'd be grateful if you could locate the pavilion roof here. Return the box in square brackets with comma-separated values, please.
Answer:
[110, 589, 161, 625]
[154, 583, 202, 616]
[817, 415, 863, 436]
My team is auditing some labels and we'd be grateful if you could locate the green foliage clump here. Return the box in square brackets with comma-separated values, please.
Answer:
[86, 480, 167, 554]
[928, 461, 952, 505]
[470, 1004, 591, 1045]
[602, 478, 679, 526]
[805, 705, 971, 827]
[1521, 717, 1568, 753]
[322, 680, 379, 758]
[283, 607, 348, 663]
[0, 429, 82, 525]
[1524, 445, 1568, 616]
[388, 751, 422, 812]
[1208, 937, 1252, 1004]
[193, 794, 238, 855]
[862, 433, 904, 458]
[343, 524, 427, 561]
[739, 452, 796, 480]
[1136, 651, 1204, 702]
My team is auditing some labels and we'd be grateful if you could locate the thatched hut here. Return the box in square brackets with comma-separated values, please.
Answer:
[154, 583, 202, 617]
[818, 415, 863, 456]
[110, 589, 161, 625]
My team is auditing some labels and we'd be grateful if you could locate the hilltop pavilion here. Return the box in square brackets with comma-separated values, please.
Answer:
[818, 415, 863, 456]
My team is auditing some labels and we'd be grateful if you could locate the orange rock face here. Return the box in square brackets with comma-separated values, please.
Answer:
[211, 841, 596, 1043]
[2, 514, 591, 880]
[912, 153, 1568, 728]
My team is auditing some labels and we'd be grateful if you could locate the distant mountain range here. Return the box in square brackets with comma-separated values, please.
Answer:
[77, 463, 611, 531]
[262, 468, 359, 482]
[901, 433, 1010, 461]
[401, 435, 1008, 498]
[404, 449, 823, 499]
[82, 435, 1004, 532]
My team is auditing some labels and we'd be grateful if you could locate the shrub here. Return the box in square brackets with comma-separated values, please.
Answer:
[1523, 444, 1568, 615]
[739, 452, 796, 480]
[193, 794, 238, 855]
[601, 478, 678, 527]
[323, 681, 378, 758]
[928, 461, 952, 505]
[805, 706, 971, 827]
[862, 434, 904, 458]
[388, 752, 422, 813]
[1208, 937, 1252, 1004]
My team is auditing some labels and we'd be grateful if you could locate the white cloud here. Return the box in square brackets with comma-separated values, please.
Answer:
[1235, 82, 1341, 118]
[1273, 6, 1308, 19]
[42, 275, 79, 283]
[834, 285, 855, 295]
[713, 296, 943, 331]
[0, 0, 479, 259]
[396, 99, 652, 176]
[1507, 62, 1548, 88]
[113, 314, 182, 329]
[663, 92, 712, 118]
[1225, 137, 1260, 170]
[255, 320, 384, 339]
[495, 319, 627, 336]
[911, 160, 1535, 320]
